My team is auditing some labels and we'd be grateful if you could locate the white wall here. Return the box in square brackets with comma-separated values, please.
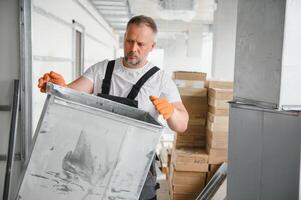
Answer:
[31, 0, 119, 130]
[211, 0, 238, 80]
[201, 33, 213, 78]
[158, 27, 212, 77]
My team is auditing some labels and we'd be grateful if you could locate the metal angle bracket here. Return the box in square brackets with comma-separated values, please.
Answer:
[196, 162, 227, 200]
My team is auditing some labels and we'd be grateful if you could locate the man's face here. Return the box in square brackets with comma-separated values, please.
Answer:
[123, 24, 156, 68]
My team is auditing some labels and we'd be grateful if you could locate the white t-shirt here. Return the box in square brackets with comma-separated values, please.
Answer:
[83, 57, 181, 119]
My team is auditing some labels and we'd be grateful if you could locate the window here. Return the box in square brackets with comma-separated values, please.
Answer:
[72, 20, 85, 78]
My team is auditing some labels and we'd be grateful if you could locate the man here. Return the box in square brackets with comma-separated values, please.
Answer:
[38, 15, 188, 200]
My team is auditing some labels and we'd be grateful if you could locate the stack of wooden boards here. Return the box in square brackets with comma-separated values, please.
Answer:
[167, 71, 233, 200]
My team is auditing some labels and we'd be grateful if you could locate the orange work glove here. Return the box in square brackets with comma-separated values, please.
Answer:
[38, 71, 66, 93]
[149, 96, 174, 120]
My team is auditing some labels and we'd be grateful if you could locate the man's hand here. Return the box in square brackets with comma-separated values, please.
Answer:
[149, 96, 174, 120]
[38, 71, 66, 93]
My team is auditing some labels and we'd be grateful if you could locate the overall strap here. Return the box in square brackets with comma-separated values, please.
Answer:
[127, 66, 160, 100]
[101, 60, 115, 94]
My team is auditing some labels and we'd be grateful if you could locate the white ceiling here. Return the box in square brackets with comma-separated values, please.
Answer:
[89, 0, 215, 44]
[129, 0, 215, 23]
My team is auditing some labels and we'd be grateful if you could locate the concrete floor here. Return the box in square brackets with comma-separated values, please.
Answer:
[157, 180, 170, 200]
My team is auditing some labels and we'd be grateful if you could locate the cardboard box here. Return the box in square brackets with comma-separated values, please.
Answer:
[207, 120, 229, 132]
[207, 129, 228, 149]
[175, 125, 206, 148]
[206, 80, 233, 89]
[209, 106, 229, 116]
[208, 130, 228, 138]
[184, 108, 208, 117]
[170, 164, 207, 186]
[176, 133, 205, 141]
[208, 155, 227, 165]
[208, 88, 233, 100]
[173, 71, 207, 81]
[206, 145, 228, 164]
[207, 112, 229, 124]
[176, 134, 206, 142]
[178, 87, 207, 97]
[174, 79, 205, 89]
[188, 112, 208, 120]
[206, 146, 228, 156]
[182, 95, 208, 120]
[173, 184, 204, 194]
[172, 148, 208, 163]
[175, 141, 206, 148]
[174, 75, 207, 96]
[169, 163, 206, 199]
[206, 128, 228, 139]
[185, 104, 208, 115]
[208, 97, 230, 109]
[181, 95, 207, 105]
[175, 133, 206, 148]
[172, 193, 199, 200]
[206, 164, 222, 184]
[184, 125, 206, 134]
[209, 164, 221, 172]
[189, 118, 207, 126]
[172, 148, 209, 172]
[169, 165, 205, 199]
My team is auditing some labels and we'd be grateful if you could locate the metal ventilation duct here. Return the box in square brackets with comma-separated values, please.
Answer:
[90, 0, 132, 35]
[159, 0, 195, 10]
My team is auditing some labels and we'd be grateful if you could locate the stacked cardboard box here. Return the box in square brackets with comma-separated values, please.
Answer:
[168, 71, 209, 200]
[169, 148, 208, 200]
[173, 71, 208, 148]
[205, 80, 233, 183]
[205, 80, 234, 89]
[206, 164, 221, 184]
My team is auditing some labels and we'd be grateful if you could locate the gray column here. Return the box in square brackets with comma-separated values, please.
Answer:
[233, 0, 301, 110]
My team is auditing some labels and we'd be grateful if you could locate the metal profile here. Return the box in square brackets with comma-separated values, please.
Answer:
[3, 80, 20, 200]
[0, 105, 11, 111]
[196, 162, 227, 200]
[19, 0, 33, 163]
[0, 154, 22, 161]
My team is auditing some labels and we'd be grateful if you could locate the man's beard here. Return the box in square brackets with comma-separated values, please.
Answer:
[124, 52, 141, 66]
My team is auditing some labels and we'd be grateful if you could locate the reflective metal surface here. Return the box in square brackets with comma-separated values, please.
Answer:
[17, 83, 163, 200]
[228, 103, 301, 200]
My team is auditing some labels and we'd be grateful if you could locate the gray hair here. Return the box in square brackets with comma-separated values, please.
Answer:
[126, 15, 157, 34]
